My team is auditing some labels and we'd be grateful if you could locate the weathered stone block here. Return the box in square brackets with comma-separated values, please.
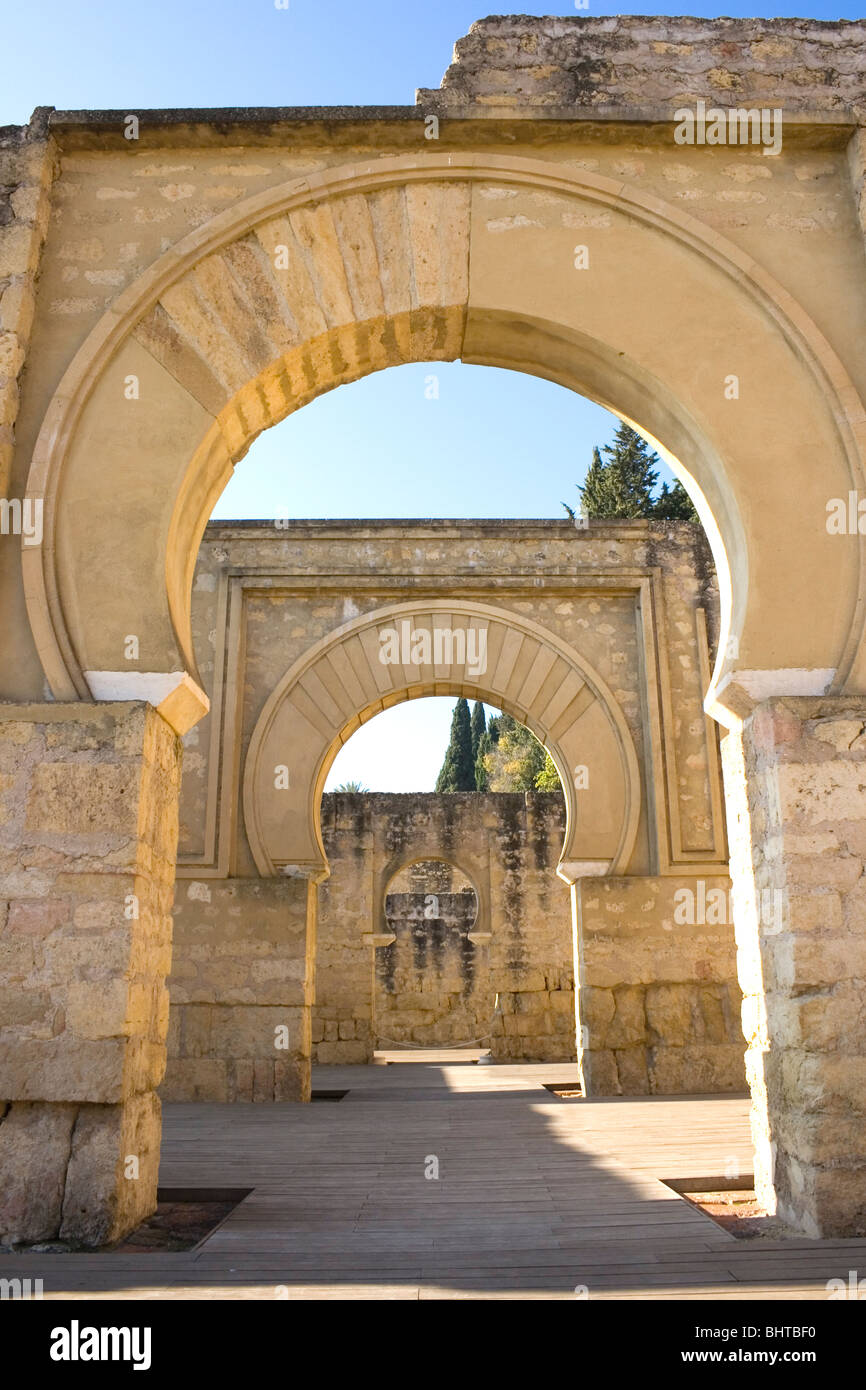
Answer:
[582, 1048, 619, 1094]
[649, 1044, 746, 1095]
[66, 979, 133, 1039]
[26, 764, 143, 837]
[645, 984, 693, 1045]
[0, 1101, 77, 1244]
[614, 1048, 650, 1094]
[0, 1036, 128, 1103]
[785, 890, 843, 933]
[0, 986, 50, 1027]
[7, 898, 70, 936]
[316, 1040, 368, 1065]
[159, 1057, 227, 1102]
[603, 986, 646, 1049]
[60, 1093, 161, 1246]
[781, 1164, 866, 1241]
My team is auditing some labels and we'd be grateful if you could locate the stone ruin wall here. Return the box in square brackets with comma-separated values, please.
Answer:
[314, 791, 575, 1064]
[164, 788, 746, 1094]
[155, 517, 743, 1099]
[577, 875, 745, 1097]
[420, 15, 866, 114]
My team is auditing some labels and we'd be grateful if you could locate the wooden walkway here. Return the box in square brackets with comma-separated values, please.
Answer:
[4, 1063, 866, 1300]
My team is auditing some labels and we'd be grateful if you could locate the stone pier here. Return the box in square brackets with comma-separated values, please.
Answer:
[723, 698, 866, 1238]
[0, 703, 181, 1246]
[165, 876, 314, 1103]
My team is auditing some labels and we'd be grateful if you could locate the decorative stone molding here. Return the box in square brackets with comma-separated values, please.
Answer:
[242, 598, 642, 881]
[17, 153, 866, 720]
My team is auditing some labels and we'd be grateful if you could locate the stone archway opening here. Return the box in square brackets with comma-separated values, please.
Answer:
[309, 694, 579, 1069]
[27, 150, 866, 723]
[377, 858, 484, 1053]
[167, 508, 737, 1114]
[5, 26, 866, 1250]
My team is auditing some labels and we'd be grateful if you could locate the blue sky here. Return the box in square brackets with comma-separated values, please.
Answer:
[326, 696, 501, 793]
[216, 363, 618, 521]
[5, 0, 856, 789]
[1, 1, 860, 123]
[222, 365, 618, 792]
[225, 364, 622, 790]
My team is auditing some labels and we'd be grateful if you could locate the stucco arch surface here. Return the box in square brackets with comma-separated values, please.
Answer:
[241, 599, 641, 881]
[21, 154, 866, 728]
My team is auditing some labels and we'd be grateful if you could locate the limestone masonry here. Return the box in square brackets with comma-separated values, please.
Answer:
[1, 13, 866, 1243]
[161, 518, 735, 1101]
[420, 15, 866, 115]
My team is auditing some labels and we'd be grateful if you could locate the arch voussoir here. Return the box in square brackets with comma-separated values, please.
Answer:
[242, 601, 641, 882]
[6, 53, 866, 1252]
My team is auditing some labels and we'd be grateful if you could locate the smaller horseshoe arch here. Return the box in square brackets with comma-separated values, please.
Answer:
[381, 856, 483, 939]
[377, 859, 485, 1052]
[242, 600, 642, 882]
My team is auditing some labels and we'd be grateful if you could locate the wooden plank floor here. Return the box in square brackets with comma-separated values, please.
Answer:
[4, 1063, 866, 1300]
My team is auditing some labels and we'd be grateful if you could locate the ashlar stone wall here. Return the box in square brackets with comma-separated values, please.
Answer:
[164, 786, 746, 1089]
[723, 698, 866, 1237]
[421, 15, 866, 114]
[164, 876, 313, 1103]
[577, 875, 744, 1095]
[0, 703, 181, 1245]
[313, 792, 575, 1063]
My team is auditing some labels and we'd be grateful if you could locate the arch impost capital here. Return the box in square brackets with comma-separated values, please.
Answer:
[705, 668, 837, 730]
[557, 859, 612, 885]
[362, 932, 397, 948]
[83, 670, 209, 736]
[275, 861, 330, 886]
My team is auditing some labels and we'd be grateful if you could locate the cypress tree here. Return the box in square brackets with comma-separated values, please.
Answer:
[470, 701, 486, 761]
[435, 698, 476, 792]
[475, 712, 504, 791]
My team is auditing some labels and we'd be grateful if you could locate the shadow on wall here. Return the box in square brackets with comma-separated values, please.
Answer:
[313, 792, 577, 1065]
[378, 860, 485, 1049]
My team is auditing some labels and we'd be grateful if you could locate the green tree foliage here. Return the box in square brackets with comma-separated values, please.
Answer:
[564, 422, 699, 523]
[435, 697, 476, 792]
[580, 424, 659, 518]
[470, 701, 486, 762]
[333, 780, 368, 793]
[441, 706, 564, 793]
[651, 478, 699, 521]
[477, 713, 548, 792]
[534, 752, 562, 791]
[474, 718, 497, 791]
